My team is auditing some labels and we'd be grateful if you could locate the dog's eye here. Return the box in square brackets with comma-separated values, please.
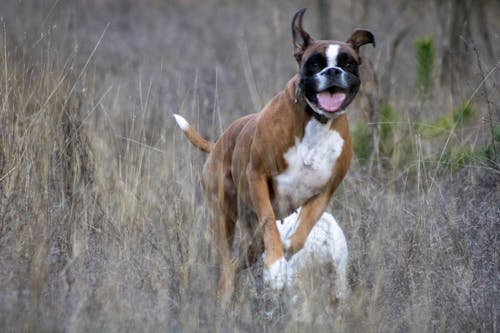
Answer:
[344, 61, 356, 71]
[311, 62, 322, 71]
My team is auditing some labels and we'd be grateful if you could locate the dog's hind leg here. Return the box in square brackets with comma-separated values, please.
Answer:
[236, 209, 264, 271]
[206, 200, 237, 305]
[213, 216, 236, 305]
[202, 157, 239, 304]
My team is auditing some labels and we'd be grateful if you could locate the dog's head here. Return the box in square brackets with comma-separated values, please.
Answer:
[292, 8, 375, 119]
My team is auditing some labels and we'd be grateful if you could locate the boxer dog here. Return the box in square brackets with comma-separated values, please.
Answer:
[174, 8, 374, 300]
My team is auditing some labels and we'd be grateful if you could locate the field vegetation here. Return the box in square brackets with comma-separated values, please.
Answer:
[0, 1, 498, 331]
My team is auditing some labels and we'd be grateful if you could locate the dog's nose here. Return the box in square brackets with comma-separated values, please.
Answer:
[321, 67, 342, 76]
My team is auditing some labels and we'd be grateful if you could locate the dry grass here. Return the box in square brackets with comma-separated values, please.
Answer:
[0, 1, 498, 332]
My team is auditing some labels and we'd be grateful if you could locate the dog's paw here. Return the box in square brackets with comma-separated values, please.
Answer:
[263, 257, 287, 290]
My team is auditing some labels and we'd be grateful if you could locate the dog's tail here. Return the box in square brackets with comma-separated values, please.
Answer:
[173, 114, 214, 153]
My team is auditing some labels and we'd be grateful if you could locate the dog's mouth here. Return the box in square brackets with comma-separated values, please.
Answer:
[316, 86, 346, 113]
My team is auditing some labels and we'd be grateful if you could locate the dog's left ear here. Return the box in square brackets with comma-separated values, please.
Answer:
[292, 8, 314, 63]
[346, 29, 376, 52]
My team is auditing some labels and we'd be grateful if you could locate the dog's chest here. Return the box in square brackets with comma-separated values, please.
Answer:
[274, 120, 344, 217]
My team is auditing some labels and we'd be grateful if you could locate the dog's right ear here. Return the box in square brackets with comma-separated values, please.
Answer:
[292, 8, 313, 63]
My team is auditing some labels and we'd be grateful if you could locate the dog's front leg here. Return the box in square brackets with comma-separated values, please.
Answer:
[285, 149, 350, 254]
[246, 167, 287, 289]
[284, 189, 333, 255]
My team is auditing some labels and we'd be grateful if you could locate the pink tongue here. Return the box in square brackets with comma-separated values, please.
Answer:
[317, 91, 346, 112]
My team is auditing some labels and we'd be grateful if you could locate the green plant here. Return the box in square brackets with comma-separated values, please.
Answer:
[494, 124, 500, 143]
[379, 104, 398, 154]
[414, 36, 435, 95]
[417, 101, 475, 138]
[352, 121, 372, 162]
[452, 101, 474, 126]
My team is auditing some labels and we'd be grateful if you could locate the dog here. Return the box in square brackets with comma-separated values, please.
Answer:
[276, 209, 348, 299]
[276, 208, 348, 322]
[174, 8, 374, 300]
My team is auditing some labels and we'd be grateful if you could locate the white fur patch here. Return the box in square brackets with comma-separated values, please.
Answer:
[326, 44, 340, 68]
[276, 209, 349, 322]
[263, 257, 287, 290]
[173, 114, 189, 131]
[278, 209, 348, 295]
[274, 120, 344, 218]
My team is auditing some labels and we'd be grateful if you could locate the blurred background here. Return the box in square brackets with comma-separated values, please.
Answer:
[0, 0, 498, 331]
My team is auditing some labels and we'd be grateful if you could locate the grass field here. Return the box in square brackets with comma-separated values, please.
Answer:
[0, 1, 498, 331]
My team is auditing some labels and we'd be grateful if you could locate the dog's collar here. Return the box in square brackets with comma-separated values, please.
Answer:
[304, 97, 332, 124]
[294, 80, 339, 124]
[305, 104, 329, 124]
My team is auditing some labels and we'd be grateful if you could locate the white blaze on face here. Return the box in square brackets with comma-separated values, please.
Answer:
[310, 44, 347, 113]
[326, 44, 340, 68]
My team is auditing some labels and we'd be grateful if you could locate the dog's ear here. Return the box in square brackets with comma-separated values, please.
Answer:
[346, 29, 376, 52]
[292, 8, 313, 63]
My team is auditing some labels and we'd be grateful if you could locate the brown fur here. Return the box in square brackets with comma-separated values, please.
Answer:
[177, 76, 351, 299]
[175, 9, 372, 302]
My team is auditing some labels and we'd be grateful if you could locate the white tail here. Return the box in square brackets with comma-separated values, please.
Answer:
[173, 114, 214, 153]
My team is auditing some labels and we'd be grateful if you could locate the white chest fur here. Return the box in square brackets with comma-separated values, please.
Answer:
[274, 119, 344, 218]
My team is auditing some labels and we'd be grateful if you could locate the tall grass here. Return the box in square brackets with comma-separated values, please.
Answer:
[0, 1, 498, 332]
